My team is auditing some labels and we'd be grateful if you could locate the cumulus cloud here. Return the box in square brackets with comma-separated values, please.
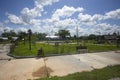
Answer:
[7, 0, 59, 25]
[20, 0, 59, 21]
[21, 7, 42, 19]
[21, 0, 59, 19]
[77, 9, 120, 26]
[0, 22, 4, 34]
[4, 0, 120, 36]
[105, 9, 120, 19]
[7, 13, 25, 25]
[42, 8, 120, 36]
[78, 13, 102, 27]
[15, 27, 28, 33]
[52, 5, 84, 19]
[92, 14, 104, 21]
[54, 18, 76, 28]
[96, 23, 120, 35]
[35, 0, 59, 7]
[0, 22, 13, 34]
[29, 19, 41, 26]
[78, 13, 96, 26]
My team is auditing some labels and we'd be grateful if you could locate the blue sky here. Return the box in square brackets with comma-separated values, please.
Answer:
[0, 0, 120, 36]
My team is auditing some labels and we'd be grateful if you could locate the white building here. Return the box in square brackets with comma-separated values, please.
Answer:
[45, 36, 59, 39]
[0, 37, 8, 40]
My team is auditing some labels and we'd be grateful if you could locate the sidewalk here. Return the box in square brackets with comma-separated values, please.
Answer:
[0, 44, 12, 60]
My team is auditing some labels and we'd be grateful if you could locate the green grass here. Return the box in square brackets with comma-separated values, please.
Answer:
[37, 65, 120, 80]
[87, 44, 119, 53]
[11, 42, 120, 56]
[12, 42, 77, 56]
[0, 40, 10, 44]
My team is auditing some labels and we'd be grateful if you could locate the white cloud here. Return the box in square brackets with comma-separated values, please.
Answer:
[52, 5, 84, 19]
[105, 9, 120, 19]
[54, 18, 76, 28]
[21, 7, 42, 19]
[15, 27, 28, 33]
[96, 23, 120, 35]
[20, 0, 59, 20]
[78, 13, 92, 22]
[77, 9, 120, 27]
[4, 0, 120, 36]
[30, 19, 41, 26]
[35, 0, 59, 7]
[0, 22, 4, 34]
[0, 22, 13, 34]
[7, 0, 59, 26]
[42, 8, 120, 36]
[7, 13, 25, 25]
[78, 13, 96, 26]
[21, 0, 59, 19]
[92, 14, 103, 21]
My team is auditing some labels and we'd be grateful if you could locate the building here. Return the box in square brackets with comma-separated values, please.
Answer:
[104, 35, 117, 43]
[0, 37, 8, 40]
[45, 36, 59, 39]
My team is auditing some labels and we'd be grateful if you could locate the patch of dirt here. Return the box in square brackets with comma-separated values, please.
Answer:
[32, 66, 53, 78]
[115, 50, 120, 53]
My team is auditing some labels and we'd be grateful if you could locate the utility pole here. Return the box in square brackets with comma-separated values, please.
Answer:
[23, 32, 26, 45]
[76, 25, 79, 45]
[28, 29, 32, 50]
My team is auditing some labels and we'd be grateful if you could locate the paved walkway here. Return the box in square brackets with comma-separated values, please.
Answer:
[0, 44, 120, 80]
[46, 52, 120, 76]
[0, 44, 12, 60]
[109, 78, 120, 80]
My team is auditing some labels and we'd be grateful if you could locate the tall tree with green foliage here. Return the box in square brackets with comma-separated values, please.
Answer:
[57, 29, 70, 39]
[37, 33, 47, 40]
[2, 29, 17, 40]
[18, 31, 27, 45]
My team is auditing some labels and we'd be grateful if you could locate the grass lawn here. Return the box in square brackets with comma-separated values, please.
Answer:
[11, 42, 77, 56]
[0, 40, 10, 44]
[87, 44, 120, 52]
[11, 41, 120, 56]
[37, 65, 120, 80]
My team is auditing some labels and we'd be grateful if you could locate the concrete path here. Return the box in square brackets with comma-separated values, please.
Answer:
[73, 52, 120, 69]
[46, 51, 120, 77]
[0, 58, 44, 80]
[46, 55, 93, 76]
[0, 44, 120, 80]
[109, 78, 120, 80]
[0, 44, 12, 60]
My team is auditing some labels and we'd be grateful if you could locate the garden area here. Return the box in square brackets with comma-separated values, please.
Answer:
[11, 41, 120, 57]
[1, 29, 120, 57]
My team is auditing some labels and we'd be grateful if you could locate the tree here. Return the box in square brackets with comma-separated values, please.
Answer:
[18, 31, 27, 42]
[2, 29, 17, 40]
[57, 29, 70, 39]
[88, 34, 96, 40]
[37, 33, 47, 40]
